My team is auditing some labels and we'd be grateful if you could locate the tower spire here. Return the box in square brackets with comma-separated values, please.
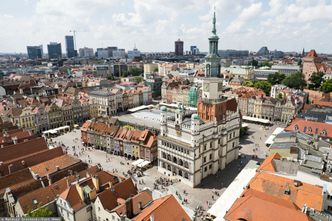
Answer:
[212, 7, 216, 35]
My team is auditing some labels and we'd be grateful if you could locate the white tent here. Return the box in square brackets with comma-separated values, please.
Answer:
[132, 159, 144, 167]
[137, 160, 151, 168]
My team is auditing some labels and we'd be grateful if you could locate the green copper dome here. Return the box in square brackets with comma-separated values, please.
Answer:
[191, 114, 199, 120]
[160, 106, 167, 112]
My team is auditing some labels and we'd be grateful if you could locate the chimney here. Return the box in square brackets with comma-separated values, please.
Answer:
[66, 178, 70, 188]
[56, 166, 60, 171]
[125, 197, 133, 218]
[47, 174, 52, 185]
[12, 136, 18, 144]
[92, 175, 100, 192]
[8, 164, 13, 174]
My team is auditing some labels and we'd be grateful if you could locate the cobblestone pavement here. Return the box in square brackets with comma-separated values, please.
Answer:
[50, 122, 285, 220]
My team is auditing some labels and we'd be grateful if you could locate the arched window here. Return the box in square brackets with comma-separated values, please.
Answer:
[173, 156, 177, 163]
[294, 124, 299, 130]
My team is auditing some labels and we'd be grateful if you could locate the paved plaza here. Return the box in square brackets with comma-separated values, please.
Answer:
[50, 122, 284, 219]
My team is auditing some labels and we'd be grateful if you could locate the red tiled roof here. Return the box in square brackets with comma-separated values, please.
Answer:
[0, 137, 48, 163]
[30, 155, 81, 177]
[258, 153, 281, 172]
[17, 176, 76, 214]
[249, 172, 323, 211]
[306, 49, 318, 58]
[224, 189, 313, 221]
[59, 185, 86, 211]
[285, 118, 332, 139]
[133, 194, 191, 221]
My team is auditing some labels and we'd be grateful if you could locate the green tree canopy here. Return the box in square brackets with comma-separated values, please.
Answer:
[123, 125, 135, 130]
[128, 67, 143, 76]
[243, 80, 254, 87]
[107, 75, 115, 80]
[267, 72, 286, 85]
[27, 207, 55, 217]
[133, 76, 144, 83]
[249, 59, 259, 67]
[282, 72, 306, 89]
[309, 72, 325, 90]
[321, 79, 332, 93]
[259, 60, 272, 68]
[254, 81, 272, 96]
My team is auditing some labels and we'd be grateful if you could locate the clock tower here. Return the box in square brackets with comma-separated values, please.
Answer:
[205, 10, 221, 77]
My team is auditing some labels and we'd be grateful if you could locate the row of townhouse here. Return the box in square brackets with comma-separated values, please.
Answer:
[235, 87, 303, 122]
[6, 97, 91, 134]
[88, 86, 152, 117]
[81, 121, 158, 162]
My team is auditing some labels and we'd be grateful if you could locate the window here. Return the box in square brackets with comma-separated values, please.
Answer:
[327, 195, 332, 200]
[204, 157, 206, 163]
[210, 154, 212, 160]
[204, 167, 207, 172]
[209, 164, 212, 169]
[303, 126, 307, 133]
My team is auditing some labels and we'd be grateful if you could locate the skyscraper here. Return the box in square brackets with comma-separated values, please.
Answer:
[27, 45, 43, 59]
[205, 10, 221, 77]
[65, 35, 77, 58]
[47, 42, 62, 59]
[175, 39, 184, 56]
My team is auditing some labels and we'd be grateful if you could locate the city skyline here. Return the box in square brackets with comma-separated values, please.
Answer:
[1, 0, 332, 53]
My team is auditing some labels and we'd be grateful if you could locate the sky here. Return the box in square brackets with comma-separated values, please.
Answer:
[1, 0, 332, 54]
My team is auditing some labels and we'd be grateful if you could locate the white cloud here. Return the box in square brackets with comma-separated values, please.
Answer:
[0, 0, 332, 53]
[226, 2, 262, 33]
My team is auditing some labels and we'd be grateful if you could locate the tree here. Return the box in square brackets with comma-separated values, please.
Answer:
[243, 80, 254, 87]
[123, 125, 135, 130]
[128, 67, 143, 76]
[133, 76, 144, 83]
[107, 75, 115, 80]
[249, 59, 258, 67]
[321, 79, 332, 93]
[268, 72, 286, 85]
[254, 81, 272, 96]
[27, 207, 54, 217]
[282, 72, 306, 89]
[309, 72, 324, 90]
[259, 60, 272, 68]
[240, 126, 249, 138]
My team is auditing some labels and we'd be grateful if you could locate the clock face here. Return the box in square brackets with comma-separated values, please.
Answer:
[203, 83, 209, 92]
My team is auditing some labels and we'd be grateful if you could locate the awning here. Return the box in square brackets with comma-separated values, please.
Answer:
[132, 159, 144, 166]
[137, 160, 151, 168]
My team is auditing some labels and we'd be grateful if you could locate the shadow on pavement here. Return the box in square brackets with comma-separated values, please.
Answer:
[196, 154, 263, 190]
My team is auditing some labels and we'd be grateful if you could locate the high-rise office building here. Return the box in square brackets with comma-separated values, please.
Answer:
[27, 45, 43, 59]
[79, 47, 94, 58]
[65, 35, 77, 58]
[175, 39, 184, 56]
[190, 46, 199, 55]
[47, 42, 62, 59]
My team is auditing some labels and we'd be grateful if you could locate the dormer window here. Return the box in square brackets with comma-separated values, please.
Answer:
[294, 125, 299, 130]
[308, 127, 312, 133]
[321, 129, 327, 136]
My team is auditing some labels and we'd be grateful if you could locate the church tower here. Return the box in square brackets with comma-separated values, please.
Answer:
[205, 10, 221, 77]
